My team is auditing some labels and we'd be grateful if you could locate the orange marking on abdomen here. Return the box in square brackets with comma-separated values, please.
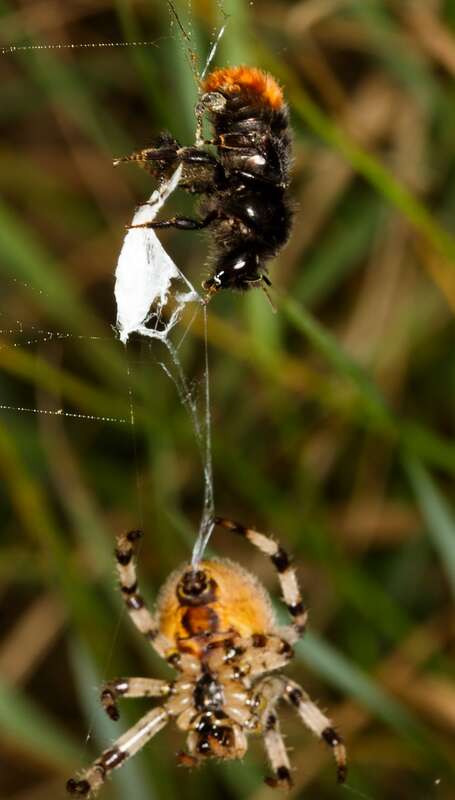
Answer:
[182, 605, 219, 636]
[202, 66, 284, 110]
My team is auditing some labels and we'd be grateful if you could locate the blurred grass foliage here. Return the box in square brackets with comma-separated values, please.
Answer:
[1, 0, 455, 799]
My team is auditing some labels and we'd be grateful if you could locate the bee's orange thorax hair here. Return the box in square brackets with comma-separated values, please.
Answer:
[202, 66, 284, 110]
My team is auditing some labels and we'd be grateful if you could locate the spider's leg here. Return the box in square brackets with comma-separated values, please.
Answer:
[263, 716, 293, 790]
[129, 209, 219, 232]
[66, 706, 169, 798]
[248, 633, 294, 674]
[115, 530, 170, 658]
[100, 677, 171, 721]
[213, 518, 308, 642]
[252, 676, 292, 790]
[283, 678, 346, 783]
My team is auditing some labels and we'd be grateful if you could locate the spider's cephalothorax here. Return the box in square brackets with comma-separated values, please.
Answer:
[115, 66, 293, 297]
[66, 520, 346, 797]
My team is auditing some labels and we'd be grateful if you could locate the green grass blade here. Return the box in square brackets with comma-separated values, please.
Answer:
[297, 196, 381, 307]
[0, 678, 83, 768]
[281, 294, 392, 427]
[0, 199, 94, 333]
[280, 295, 455, 473]
[404, 456, 455, 598]
[299, 632, 420, 738]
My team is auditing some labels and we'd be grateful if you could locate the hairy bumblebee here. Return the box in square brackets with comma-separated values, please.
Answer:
[116, 66, 293, 297]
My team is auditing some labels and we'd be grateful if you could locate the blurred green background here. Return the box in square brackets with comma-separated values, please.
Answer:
[1, 1, 455, 798]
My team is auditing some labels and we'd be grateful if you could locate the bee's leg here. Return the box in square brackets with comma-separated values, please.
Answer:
[115, 139, 225, 192]
[129, 209, 218, 232]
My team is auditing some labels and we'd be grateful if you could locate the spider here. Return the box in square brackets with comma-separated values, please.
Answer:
[66, 518, 346, 796]
[114, 66, 293, 297]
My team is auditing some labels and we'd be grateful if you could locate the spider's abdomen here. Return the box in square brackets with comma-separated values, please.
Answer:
[156, 558, 275, 654]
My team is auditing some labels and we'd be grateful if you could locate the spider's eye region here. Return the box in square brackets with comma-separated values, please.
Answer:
[177, 570, 217, 606]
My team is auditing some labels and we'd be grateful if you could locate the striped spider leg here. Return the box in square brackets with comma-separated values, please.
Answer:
[213, 517, 308, 644]
[248, 674, 347, 788]
[100, 677, 171, 722]
[67, 530, 174, 797]
[283, 678, 347, 783]
[115, 529, 172, 659]
[212, 517, 346, 786]
[66, 706, 169, 797]
[252, 676, 294, 789]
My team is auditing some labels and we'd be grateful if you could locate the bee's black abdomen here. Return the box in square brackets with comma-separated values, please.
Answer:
[200, 67, 293, 293]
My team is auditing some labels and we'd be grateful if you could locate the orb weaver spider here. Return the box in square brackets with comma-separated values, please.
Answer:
[67, 518, 346, 796]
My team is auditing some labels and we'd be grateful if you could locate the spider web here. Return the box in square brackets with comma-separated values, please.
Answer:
[114, 162, 215, 564]
[115, 165, 198, 344]
[111, 0, 232, 564]
[0, 3, 229, 565]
